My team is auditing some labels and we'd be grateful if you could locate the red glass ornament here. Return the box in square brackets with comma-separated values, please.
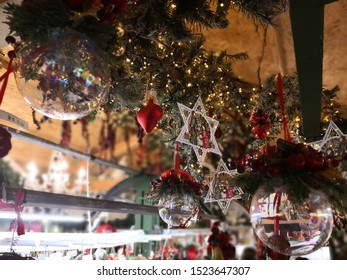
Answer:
[250, 110, 271, 140]
[251, 126, 268, 140]
[0, 127, 12, 158]
[136, 99, 163, 133]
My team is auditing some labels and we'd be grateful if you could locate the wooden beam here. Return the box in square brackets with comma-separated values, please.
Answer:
[289, 0, 324, 138]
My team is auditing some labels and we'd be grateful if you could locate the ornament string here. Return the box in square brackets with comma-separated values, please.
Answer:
[85, 157, 92, 233]
[84, 154, 93, 258]
[276, 73, 289, 237]
[161, 223, 171, 260]
[273, 192, 282, 236]
[276, 73, 291, 142]
[179, 207, 199, 228]
[0, 52, 14, 106]
[174, 142, 180, 170]
[1, 186, 26, 250]
[256, 238, 264, 259]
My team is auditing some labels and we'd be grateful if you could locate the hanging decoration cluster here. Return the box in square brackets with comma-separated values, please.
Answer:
[176, 96, 221, 164]
[204, 161, 244, 214]
[175, 97, 244, 215]
[2, 0, 347, 241]
[146, 168, 209, 228]
[229, 137, 347, 256]
[2, 0, 290, 121]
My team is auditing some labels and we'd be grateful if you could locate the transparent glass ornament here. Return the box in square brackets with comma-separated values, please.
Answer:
[14, 29, 111, 120]
[158, 194, 198, 227]
[250, 184, 333, 256]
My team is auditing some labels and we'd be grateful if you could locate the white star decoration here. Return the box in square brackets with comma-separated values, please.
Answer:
[204, 161, 244, 214]
[176, 96, 221, 164]
[309, 120, 347, 153]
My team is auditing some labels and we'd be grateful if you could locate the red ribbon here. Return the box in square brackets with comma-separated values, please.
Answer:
[273, 192, 282, 236]
[256, 238, 263, 259]
[0, 53, 14, 106]
[0, 190, 26, 236]
[276, 73, 291, 142]
[174, 142, 180, 170]
[160, 168, 194, 182]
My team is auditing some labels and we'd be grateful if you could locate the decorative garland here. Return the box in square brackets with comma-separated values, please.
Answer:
[146, 168, 207, 205]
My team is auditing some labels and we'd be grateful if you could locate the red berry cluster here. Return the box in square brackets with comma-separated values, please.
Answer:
[238, 139, 341, 177]
[250, 109, 271, 140]
[148, 169, 206, 202]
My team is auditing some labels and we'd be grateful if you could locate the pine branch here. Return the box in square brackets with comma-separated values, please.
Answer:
[3, 0, 71, 41]
[232, 0, 288, 25]
[123, 0, 231, 42]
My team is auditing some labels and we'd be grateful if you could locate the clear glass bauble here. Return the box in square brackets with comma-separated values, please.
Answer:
[158, 194, 197, 227]
[14, 29, 111, 120]
[250, 185, 333, 256]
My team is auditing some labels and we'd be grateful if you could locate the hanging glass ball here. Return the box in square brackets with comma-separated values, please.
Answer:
[14, 29, 111, 120]
[250, 185, 333, 256]
[158, 194, 197, 227]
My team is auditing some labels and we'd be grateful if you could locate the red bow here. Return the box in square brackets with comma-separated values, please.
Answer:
[1, 189, 26, 236]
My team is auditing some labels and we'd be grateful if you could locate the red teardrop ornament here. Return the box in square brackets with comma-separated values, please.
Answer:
[136, 99, 163, 133]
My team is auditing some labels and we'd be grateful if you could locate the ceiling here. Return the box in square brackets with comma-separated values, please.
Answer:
[0, 1, 347, 194]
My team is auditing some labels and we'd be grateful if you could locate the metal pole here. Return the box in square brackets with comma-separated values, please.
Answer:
[0, 186, 218, 220]
[0, 123, 139, 175]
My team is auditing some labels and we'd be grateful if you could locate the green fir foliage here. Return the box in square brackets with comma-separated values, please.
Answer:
[233, 0, 288, 25]
[0, 159, 23, 189]
[3, 0, 71, 41]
